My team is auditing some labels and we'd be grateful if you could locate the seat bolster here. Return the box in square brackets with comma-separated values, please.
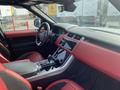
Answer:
[0, 78, 8, 90]
[46, 79, 84, 90]
[17, 52, 44, 62]
[0, 63, 32, 90]
[5, 69, 32, 89]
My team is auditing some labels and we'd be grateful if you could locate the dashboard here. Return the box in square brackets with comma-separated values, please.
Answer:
[54, 30, 120, 81]
[53, 23, 120, 53]
[51, 23, 120, 81]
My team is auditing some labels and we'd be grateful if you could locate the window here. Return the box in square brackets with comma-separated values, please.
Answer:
[0, 6, 36, 32]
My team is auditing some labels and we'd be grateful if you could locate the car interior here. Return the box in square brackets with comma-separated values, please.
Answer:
[0, 0, 120, 90]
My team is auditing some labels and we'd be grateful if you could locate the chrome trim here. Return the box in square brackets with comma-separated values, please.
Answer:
[27, 55, 74, 82]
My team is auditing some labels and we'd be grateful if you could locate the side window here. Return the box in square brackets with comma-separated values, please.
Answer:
[0, 6, 37, 32]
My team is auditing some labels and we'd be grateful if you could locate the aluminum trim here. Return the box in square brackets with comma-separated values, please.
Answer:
[27, 55, 74, 82]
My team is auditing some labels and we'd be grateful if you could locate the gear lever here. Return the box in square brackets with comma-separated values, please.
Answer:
[40, 55, 63, 71]
[48, 55, 62, 67]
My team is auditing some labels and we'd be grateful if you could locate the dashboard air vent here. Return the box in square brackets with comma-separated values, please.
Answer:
[67, 33, 74, 38]
[74, 35, 81, 40]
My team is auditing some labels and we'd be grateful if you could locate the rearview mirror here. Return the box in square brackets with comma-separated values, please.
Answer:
[64, 3, 76, 12]
[56, 0, 76, 12]
[34, 18, 41, 28]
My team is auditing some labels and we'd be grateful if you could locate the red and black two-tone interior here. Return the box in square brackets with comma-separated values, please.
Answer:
[0, 0, 120, 90]
[0, 21, 120, 90]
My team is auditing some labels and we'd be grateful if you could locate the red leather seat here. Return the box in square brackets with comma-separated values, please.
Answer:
[46, 79, 84, 90]
[0, 63, 32, 90]
[0, 42, 44, 63]
[0, 78, 8, 90]
[17, 51, 44, 62]
[0, 63, 84, 90]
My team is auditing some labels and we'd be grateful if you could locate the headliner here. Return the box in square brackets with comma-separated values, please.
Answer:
[0, 0, 55, 6]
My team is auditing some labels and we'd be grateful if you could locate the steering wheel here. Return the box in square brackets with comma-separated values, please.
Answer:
[36, 22, 51, 46]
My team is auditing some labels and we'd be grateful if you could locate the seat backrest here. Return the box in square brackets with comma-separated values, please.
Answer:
[0, 63, 32, 90]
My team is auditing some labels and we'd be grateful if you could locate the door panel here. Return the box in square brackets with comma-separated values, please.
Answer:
[5, 30, 38, 57]
[5, 30, 36, 38]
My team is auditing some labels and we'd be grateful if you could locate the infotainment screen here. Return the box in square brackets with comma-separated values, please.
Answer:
[53, 48, 70, 62]
[59, 38, 76, 50]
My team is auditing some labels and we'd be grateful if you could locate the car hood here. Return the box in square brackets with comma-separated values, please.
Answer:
[55, 23, 120, 35]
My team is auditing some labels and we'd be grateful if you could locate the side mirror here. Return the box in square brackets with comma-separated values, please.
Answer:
[34, 18, 41, 28]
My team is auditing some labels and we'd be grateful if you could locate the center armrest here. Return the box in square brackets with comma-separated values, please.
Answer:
[3, 60, 39, 78]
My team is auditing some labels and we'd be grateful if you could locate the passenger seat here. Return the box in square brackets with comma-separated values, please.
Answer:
[46, 79, 84, 90]
[0, 63, 84, 90]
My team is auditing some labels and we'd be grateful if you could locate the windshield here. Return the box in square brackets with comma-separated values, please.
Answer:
[35, 0, 120, 28]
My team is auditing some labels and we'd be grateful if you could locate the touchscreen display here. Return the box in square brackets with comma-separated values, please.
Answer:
[59, 38, 76, 50]
[54, 48, 70, 61]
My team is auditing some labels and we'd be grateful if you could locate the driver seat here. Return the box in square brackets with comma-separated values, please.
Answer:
[0, 42, 44, 63]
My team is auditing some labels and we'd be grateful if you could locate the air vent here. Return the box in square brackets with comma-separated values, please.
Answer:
[74, 35, 81, 40]
[67, 33, 74, 38]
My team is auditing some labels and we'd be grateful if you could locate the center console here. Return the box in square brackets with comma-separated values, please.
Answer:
[4, 35, 76, 82]
[3, 48, 74, 82]
[29, 48, 74, 81]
